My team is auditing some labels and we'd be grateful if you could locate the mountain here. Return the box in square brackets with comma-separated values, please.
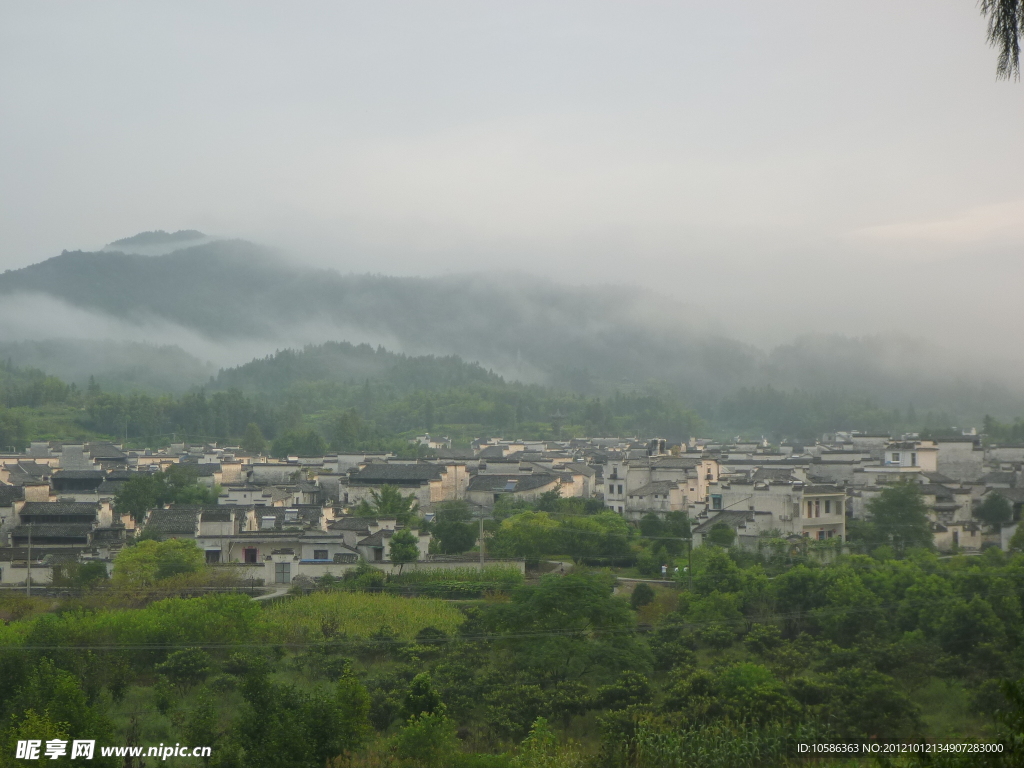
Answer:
[0, 235, 1022, 427]
[0, 238, 760, 396]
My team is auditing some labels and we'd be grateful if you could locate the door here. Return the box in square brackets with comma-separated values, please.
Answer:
[275, 562, 291, 583]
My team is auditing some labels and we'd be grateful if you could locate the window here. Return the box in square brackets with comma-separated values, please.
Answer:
[825, 500, 831, 515]
[205, 550, 220, 564]
[817, 530, 826, 541]
[313, 549, 328, 561]
[815, 500, 820, 518]
[275, 562, 290, 583]
[711, 495, 722, 510]
[806, 500, 813, 518]
[244, 548, 258, 564]
[911, 452, 917, 467]
[891, 452, 900, 463]
[618, 484, 623, 494]
[373, 548, 383, 561]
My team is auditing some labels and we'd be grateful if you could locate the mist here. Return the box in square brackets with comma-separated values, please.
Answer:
[1, 1, 1022, 408]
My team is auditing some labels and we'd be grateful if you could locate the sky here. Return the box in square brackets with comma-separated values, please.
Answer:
[1, 1, 1022, 348]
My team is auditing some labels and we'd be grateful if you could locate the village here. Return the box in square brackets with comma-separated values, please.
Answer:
[0, 429, 1018, 588]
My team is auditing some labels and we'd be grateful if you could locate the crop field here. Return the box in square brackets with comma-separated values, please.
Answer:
[262, 590, 466, 642]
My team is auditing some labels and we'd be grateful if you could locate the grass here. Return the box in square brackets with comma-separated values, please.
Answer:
[911, 677, 988, 741]
[262, 591, 465, 643]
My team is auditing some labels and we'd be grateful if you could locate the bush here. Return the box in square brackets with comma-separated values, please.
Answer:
[631, 583, 656, 610]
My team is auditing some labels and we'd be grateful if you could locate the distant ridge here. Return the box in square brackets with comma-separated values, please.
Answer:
[0, 236, 1021, 423]
[102, 229, 216, 256]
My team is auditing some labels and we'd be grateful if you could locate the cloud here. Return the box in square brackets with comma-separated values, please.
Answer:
[851, 199, 1024, 247]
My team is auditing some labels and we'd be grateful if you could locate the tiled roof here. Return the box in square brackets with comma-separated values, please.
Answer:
[629, 481, 678, 497]
[12, 523, 92, 540]
[350, 464, 444, 483]
[330, 516, 376, 531]
[145, 509, 200, 535]
[20, 501, 99, 517]
[0, 484, 24, 506]
[357, 529, 395, 547]
[200, 511, 232, 522]
[467, 473, 559, 492]
[693, 510, 755, 534]
[802, 484, 844, 495]
[979, 472, 1016, 486]
[54, 469, 105, 480]
[86, 443, 128, 460]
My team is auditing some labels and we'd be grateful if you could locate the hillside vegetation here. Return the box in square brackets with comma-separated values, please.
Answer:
[1, 238, 1021, 433]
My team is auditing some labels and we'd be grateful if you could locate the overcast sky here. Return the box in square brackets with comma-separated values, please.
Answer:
[1, 1, 1022, 347]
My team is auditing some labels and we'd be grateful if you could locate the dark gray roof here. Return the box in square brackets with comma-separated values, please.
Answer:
[54, 470, 106, 480]
[467, 473, 559, 492]
[357, 529, 395, 547]
[0, 485, 24, 506]
[984, 487, 1024, 504]
[693, 510, 755, 535]
[802, 484, 844, 495]
[145, 508, 200, 535]
[350, 464, 443, 484]
[979, 472, 1016, 486]
[20, 502, 99, 517]
[12, 523, 92, 540]
[629, 481, 678, 497]
[200, 511, 232, 522]
[752, 467, 799, 483]
[7, 461, 51, 478]
[917, 484, 956, 501]
[330, 516, 376, 531]
[86, 442, 128, 460]
[0, 546, 83, 562]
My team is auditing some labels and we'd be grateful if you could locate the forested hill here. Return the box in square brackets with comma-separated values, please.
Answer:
[0, 239, 759, 396]
[213, 342, 504, 395]
[2, 236, 1024, 428]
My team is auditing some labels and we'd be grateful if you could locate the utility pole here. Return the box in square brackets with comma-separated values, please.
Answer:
[686, 535, 693, 591]
[479, 511, 485, 572]
[26, 524, 32, 596]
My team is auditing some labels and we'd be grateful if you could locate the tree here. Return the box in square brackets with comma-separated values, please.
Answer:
[112, 539, 205, 586]
[865, 482, 933, 558]
[630, 582, 655, 610]
[240, 422, 266, 454]
[490, 511, 560, 563]
[236, 672, 373, 768]
[977, 492, 1013, 530]
[981, 0, 1024, 79]
[113, 473, 167, 524]
[394, 711, 460, 768]
[401, 672, 443, 720]
[330, 409, 366, 451]
[156, 648, 213, 693]
[0, 408, 28, 452]
[560, 511, 633, 565]
[432, 501, 477, 554]
[51, 560, 109, 590]
[181, 691, 220, 768]
[353, 484, 420, 525]
[389, 529, 420, 573]
[707, 523, 736, 548]
[1010, 525, 1024, 552]
[271, 428, 327, 458]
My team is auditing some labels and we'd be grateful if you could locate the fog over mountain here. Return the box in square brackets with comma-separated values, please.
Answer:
[0, 233, 1021, 425]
